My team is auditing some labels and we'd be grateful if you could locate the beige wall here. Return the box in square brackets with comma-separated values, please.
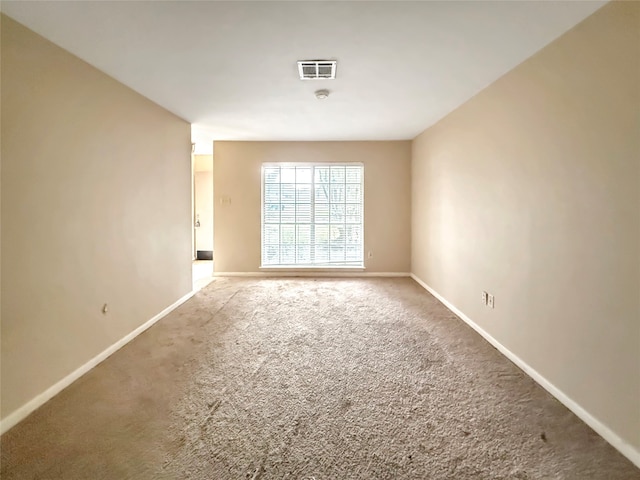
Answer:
[214, 141, 411, 273]
[412, 1, 639, 452]
[194, 154, 213, 173]
[1, 16, 192, 418]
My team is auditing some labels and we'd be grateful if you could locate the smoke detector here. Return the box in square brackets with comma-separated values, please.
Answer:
[298, 60, 337, 80]
[315, 89, 330, 100]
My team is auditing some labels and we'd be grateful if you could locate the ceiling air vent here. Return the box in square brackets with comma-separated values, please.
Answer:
[297, 60, 337, 80]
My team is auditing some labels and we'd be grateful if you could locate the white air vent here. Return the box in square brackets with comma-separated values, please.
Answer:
[297, 60, 337, 80]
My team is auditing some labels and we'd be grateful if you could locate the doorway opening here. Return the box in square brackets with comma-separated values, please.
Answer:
[191, 142, 214, 290]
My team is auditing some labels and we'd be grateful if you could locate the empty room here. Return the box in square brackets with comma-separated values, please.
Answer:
[1, 1, 638, 478]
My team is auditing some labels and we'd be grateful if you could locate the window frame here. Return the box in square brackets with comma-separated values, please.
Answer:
[260, 162, 365, 269]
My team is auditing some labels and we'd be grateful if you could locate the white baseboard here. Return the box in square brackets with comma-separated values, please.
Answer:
[214, 271, 411, 278]
[0, 289, 196, 435]
[409, 273, 640, 469]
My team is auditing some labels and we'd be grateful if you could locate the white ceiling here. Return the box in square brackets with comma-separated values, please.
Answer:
[2, 1, 606, 153]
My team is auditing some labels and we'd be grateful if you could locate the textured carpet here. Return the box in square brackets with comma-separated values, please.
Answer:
[1, 278, 638, 479]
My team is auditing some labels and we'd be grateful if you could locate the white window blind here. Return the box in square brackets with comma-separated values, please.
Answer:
[262, 164, 364, 267]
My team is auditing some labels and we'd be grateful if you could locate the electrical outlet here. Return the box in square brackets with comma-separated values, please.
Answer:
[488, 294, 495, 309]
[482, 291, 488, 305]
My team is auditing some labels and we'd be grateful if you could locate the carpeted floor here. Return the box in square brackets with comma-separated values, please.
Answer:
[1, 278, 638, 479]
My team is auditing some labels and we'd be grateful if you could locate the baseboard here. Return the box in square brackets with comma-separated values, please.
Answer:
[0, 289, 196, 435]
[213, 271, 411, 278]
[410, 273, 640, 469]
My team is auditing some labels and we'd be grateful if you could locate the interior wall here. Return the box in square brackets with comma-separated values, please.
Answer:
[214, 141, 411, 273]
[1, 16, 192, 419]
[411, 1, 639, 454]
[194, 155, 214, 253]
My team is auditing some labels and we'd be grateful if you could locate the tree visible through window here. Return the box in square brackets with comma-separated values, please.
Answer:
[262, 164, 364, 267]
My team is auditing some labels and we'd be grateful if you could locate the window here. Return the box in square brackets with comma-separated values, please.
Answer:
[262, 164, 364, 268]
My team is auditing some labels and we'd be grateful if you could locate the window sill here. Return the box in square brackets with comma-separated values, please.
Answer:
[259, 266, 365, 271]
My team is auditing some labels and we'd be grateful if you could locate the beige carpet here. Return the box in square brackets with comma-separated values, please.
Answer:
[1, 278, 638, 479]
